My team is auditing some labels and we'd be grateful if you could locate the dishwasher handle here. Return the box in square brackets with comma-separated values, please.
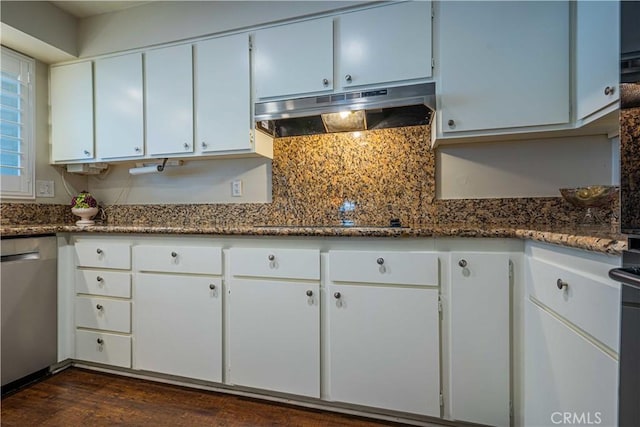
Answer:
[1, 251, 40, 263]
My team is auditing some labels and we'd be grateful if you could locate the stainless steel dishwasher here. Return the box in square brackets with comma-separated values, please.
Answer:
[1, 235, 57, 393]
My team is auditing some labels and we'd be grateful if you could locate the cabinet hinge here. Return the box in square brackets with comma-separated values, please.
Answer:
[439, 393, 444, 407]
[509, 400, 514, 419]
[249, 38, 253, 51]
[431, 58, 435, 69]
[508, 259, 514, 283]
[438, 295, 442, 313]
[431, 2, 435, 18]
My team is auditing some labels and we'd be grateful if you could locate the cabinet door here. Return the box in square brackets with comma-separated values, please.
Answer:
[524, 300, 618, 426]
[95, 53, 144, 159]
[254, 18, 333, 99]
[448, 252, 510, 427]
[228, 279, 320, 397]
[195, 34, 250, 153]
[328, 284, 440, 416]
[575, 0, 620, 121]
[50, 62, 94, 162]
[337, 1, 432, 89]
[135, 273, 222, 382]
[145, 44, 194, 156]
[438, 1, 569, 133]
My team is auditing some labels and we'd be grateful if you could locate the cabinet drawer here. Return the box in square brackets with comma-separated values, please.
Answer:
[134, 245, 222, 275]
[75, 330, 131, 368]
[75, 297, 131, 333]
[229, 248, 319, 280]
[76, 270, 131, 298]
[527, 257, 620, 352]
[75, 242, 131, 269]
[329, 251, 438, 286]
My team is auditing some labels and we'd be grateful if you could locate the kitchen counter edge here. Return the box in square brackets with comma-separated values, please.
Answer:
[0, 224, 627, 255]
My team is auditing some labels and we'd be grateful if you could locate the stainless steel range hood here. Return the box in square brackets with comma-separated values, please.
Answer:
[255, 82, 435, 137]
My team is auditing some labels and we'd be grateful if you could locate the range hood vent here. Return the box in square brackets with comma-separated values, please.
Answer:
[255, 82, 435, 137]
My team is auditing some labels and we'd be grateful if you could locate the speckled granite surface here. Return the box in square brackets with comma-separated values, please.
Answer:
[0, 222, 626, 255]
[0, 125, 625, 254]
[620, 106, 640, 235]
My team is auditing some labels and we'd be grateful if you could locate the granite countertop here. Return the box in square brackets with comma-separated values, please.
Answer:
[0, 223, 627, 255]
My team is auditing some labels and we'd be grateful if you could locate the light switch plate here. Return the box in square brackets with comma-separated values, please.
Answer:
[36, 180, 55, 197]
[231, 179, 243, 197]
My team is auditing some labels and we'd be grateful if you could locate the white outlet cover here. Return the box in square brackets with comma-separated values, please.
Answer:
[231, 179, 243, 197]
[36, 180, 55, 197]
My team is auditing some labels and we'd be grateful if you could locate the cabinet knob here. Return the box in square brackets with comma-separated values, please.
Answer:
[183, 143, 190, 150]
[458, 259, 468, 268]
[557, 278, 568, 290]
[268, 254, 275, 261]
[96, 304, 103, 310]
[306, 290, 313, 297]
[604, 86, 615, 96]
[322, 78, 329, 87]
[209, 283, 216, 290]
[334, 292, 341, 299]
[171, 251, 178, 258]
[134, 147, 141, 153]
[447, 119, 455, 127]
[96, 248, 103, 255]
[345, 74, 352, 83]
[83, 150, 91, 157]
[201, 141, 208, 149]
[96, 338, 104, 345]
[376, 257, 385, 265]
[96, 276, 103, 282]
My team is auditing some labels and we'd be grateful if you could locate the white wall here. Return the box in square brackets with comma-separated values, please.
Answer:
[0, 1, 78, 61]
[77, 1, 368, 57]
[87, 158, 272, 205]
[436, 135, 614, 199]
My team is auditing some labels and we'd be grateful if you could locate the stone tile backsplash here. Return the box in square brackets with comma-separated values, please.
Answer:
[1, 125, 615, 228]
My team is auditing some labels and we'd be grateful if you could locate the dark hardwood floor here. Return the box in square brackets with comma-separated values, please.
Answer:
[0, 368, 401, 426]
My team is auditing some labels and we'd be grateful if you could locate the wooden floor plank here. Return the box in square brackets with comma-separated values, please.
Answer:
[1, 368, 400, 426]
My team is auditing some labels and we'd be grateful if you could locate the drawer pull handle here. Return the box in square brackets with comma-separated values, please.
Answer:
[557, 279, 568, 290]
[604, 86, 615, 96]
[458, 259, 468, 268]
[96, 304, 103, 310]
[268, 254, 275, 261]
[306, 290, 313, 297]
[209, 284, 216, 290]
[96, 276, 103, 282]
[171, 252, 178, 258]
[376, 257, 385, 265]
[96, 338, 104, 345]
[334, 292, 341, 299]
[96, 248, 103, 255]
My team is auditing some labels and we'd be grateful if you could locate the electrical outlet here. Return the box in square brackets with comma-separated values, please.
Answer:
[36, 180, 55, 197]
[231, 179, 243, 197]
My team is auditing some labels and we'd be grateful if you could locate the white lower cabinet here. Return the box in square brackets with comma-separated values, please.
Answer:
[133, 244, 223, 382]
[227, 248, 320, 397]
[73, 238, 132, 368]
[525, 299, 619, 427]
[227, 279, 320, 397]
[327, 251, 441, 417]
[524, 242, 620, 427]
[448, 252, 511, 426]
[135, 273, 222, 382]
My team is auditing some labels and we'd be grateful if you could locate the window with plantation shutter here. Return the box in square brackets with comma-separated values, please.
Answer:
[1, 48, 35, 199]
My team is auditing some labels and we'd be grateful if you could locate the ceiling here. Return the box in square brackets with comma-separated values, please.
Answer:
[50, 1, 153, 18]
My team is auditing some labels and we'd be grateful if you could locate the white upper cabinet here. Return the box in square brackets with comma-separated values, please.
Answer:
[254, 18, 333, 99]
[145, 44, 194, 156]
[437, 1, 570, 135]
[95, 53, 144, 159]
[50, 62, 94, 162]
[195, 34, 251, 153]
[575, 0, 620, 122]
[336, 1, 432, 89]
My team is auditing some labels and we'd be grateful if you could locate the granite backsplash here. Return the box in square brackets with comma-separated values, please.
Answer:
[0, 125, 617, 229]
